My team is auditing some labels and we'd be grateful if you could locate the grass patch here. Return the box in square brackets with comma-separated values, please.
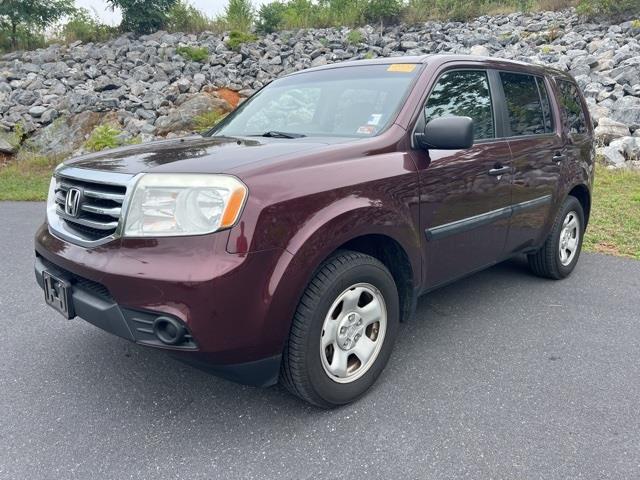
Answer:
[0, 153, 61, 201]
[194, 110, 226, 132]
[84, 124, 140, 152]
[176, 45, 210, 62]
[583, 165, 640, 259]
[347, 30, 364, 45]
[226, 31, 257, 51]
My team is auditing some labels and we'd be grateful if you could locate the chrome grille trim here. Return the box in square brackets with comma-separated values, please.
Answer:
[48, 166, 138, 248]
[55, 207, 120, 230]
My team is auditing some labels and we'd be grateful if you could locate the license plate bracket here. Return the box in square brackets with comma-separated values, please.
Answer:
[43, 271, 75, 319]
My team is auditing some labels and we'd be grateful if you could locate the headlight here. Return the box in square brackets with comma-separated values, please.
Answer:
[123, 174, 248, 237]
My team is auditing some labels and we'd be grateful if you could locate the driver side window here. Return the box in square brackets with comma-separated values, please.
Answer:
[425, 70, 495, 140]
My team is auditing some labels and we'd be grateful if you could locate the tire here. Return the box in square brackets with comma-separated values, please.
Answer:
[528, 196, 585, 280]
[280, 250, 400, 408]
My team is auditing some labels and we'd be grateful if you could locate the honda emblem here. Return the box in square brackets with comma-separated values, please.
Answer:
[65, 187, 82, 218]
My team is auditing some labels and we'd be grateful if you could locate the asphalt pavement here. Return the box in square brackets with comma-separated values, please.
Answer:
[1, 201, 639, 479]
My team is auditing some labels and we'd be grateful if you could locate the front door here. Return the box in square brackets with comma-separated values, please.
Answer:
[411, 69, 513, 289]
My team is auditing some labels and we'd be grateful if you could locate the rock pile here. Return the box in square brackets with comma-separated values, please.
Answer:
[0, 9, 639, 166]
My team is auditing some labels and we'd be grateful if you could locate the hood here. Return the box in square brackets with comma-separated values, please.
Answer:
[63, 135, 350, 176]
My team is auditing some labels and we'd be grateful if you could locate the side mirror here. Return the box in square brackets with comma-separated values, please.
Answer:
[416, 116, 474, 150]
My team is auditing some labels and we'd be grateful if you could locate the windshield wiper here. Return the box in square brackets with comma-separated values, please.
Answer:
[257, 130, 306, 139]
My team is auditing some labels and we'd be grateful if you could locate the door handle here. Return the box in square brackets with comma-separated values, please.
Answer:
[488, 166, 511, 176]
[553, 152, 567, 162]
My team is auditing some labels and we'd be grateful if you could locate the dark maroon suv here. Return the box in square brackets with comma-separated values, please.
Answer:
[35, 55, 594, 407]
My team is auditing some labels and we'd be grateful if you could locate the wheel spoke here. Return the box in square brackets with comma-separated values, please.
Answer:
[353, 336, 376, 365]
[357, 297, 382, 325]
[340, 287, 363, 311]
[563, 214, 573, 227]
[567, 236, 578, 251]
[322, 320, 338, 347]
[560, 248, 568, 262]
[566, 217, 578, 232]
[328, 348, 349, 377]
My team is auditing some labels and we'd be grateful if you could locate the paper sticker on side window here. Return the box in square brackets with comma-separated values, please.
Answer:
[387, 64, 416, 73]
[367, 114, 383, 126]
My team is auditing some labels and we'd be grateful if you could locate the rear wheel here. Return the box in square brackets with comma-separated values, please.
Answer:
[528, 196, 585, 279]
[280, 250, 399, 408]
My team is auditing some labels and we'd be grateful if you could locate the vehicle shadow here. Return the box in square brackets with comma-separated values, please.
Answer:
[60, 256, 550, 433]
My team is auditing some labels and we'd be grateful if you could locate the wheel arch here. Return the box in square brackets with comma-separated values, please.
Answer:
[337, 234, 417, 323]
[567, 183, 591, 227]
[264, 205, 422, 357]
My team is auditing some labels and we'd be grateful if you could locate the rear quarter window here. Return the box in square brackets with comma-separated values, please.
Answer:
[556, 79, 588, 135]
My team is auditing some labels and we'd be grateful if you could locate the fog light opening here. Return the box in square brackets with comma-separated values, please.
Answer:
[153, 316, 186, 345]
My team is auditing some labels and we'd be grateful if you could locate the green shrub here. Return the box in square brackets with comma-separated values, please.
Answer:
[347, 29, 364, 45]
[280, 0, 318, 29]
[576, 0, 640, 19]
[84, 124, 139, 152]
[364, 0, 403, 25]
[165, 0, 218, 33]
[224, 0, 254, 32]
[194, 110, 226, 131]
[226, 30, 257, 50]
[256, 1, 287, 33]
[59, 8, 117, 44]
[0, 24, 47, 52]
[176, 45, 209, 62]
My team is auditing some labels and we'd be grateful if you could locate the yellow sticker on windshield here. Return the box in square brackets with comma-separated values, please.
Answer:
[387, 64, 417, 73]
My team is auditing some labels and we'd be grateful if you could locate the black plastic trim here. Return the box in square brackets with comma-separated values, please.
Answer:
[425, 195, 552, 241]
[172, 354, 283, 387]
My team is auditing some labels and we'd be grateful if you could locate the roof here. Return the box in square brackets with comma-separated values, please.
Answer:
[291, 54, 571, 80]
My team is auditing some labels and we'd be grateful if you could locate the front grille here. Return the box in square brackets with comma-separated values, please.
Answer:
[53, 171, 128, 243]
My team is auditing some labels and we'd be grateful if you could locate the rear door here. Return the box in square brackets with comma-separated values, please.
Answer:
[411, 68, 513, 289]
[498, 71, 563, 253]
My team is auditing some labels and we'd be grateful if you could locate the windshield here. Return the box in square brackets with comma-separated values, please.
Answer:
[210, 64, 421, 139]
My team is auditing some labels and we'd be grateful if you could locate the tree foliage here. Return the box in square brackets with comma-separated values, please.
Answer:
[224, 0, 254, 32]
[0, 0, 75, 49]
[255, 1, 288, 34]
[107, 0, 178, 34]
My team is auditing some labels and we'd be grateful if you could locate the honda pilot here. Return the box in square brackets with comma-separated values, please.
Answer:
[35, 55, 594, 407]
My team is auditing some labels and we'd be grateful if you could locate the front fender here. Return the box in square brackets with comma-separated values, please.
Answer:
[259, 199, 422, 355]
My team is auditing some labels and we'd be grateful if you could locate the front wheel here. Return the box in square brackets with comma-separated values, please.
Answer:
[280, 251, 399, 408]
[528, 196, 585, 279]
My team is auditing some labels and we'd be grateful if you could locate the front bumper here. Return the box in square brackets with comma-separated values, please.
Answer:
[34, 223, 295, 387]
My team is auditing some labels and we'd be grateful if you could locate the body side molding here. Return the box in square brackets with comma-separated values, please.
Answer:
[425, 194, 552, 241]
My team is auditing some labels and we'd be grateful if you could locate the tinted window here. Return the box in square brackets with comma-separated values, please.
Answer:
[500, 72, 547, 136]
[556, 79, 587, 134]
[537, 77, 554, 133]
[425, 70, 494, 140]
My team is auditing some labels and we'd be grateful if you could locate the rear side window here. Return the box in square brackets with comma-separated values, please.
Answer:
[556, 79, 587, 134]
[500, 72, 550, 136]
[425, 70, 494, 140]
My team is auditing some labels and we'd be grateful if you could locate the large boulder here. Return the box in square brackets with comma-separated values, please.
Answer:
[155, 93, 232, 135]
[598, 145, 626, 167]
[610, 96, 640, 128]
[0, 133, 17, 154]
[27, 111, 104, 157]
[594, 117, 630, 145]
